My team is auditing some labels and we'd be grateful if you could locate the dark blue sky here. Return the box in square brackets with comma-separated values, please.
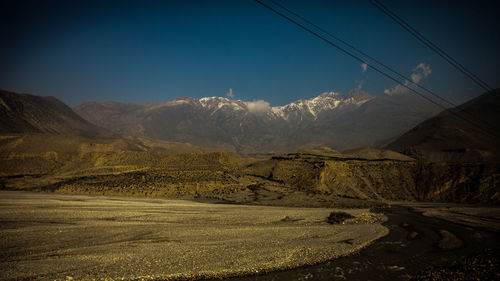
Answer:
[1, 0, 499, 106]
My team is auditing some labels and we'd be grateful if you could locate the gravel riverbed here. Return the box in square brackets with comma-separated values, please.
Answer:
[0, 191, 387, 280]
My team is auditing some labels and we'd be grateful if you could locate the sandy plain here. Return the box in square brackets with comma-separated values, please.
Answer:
[0, 191, 387, 280]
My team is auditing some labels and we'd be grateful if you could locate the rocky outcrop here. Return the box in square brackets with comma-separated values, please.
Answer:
[248, 153, 419, 201]
[415, 162, 500, 202]
[246, 150, 500, 203]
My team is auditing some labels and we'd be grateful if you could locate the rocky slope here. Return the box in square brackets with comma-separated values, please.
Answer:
[75, 89, 442, 153]
[387, 89, 500, 162]
[0, 89, 111, 138]
[0, 134, 242, 199]
[245, 147, 499, 203]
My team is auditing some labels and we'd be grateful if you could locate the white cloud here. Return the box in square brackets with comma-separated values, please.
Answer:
[416, 63, 432, 77]
[361, 63, 368, 72]
[410, 63, 432, 84]
[226, 88, 234, 99]
[245, 100, 271, 113]
[384, 63, 432, 95]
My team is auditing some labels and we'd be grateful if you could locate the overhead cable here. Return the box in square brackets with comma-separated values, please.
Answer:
[255, 0, 498, 137]
[369, 0, 493, 93]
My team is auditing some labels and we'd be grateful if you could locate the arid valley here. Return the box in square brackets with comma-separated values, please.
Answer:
[1, 88, 499, 280]
[2, 1, 500, 280]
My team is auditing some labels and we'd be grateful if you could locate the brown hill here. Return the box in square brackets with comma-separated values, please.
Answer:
[0, 89, 111, 138]
[386, 90, 500, 162]
[0, 133, 240, 199]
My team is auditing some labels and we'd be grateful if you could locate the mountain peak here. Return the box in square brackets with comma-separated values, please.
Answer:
[174, 96, 197, 102]
[199, 96, 228, 101]
[72, 87, 441, 153]
[347, 89, 372, 101]
[199, 96, 246, 112]
[318, 91, 342, 99]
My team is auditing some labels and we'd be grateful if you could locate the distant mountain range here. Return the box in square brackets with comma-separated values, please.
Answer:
[74, 89, 442, 153]
[3, 87, 497, 160]
[1, 88, 498, 203]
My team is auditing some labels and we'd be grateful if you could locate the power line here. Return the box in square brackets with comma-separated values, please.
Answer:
[369, 0, 500, 131]
[267, 0, 498, 135]
[255, 0, 438, 108]
[370, 0, 500, 134]
[268, 0, 455, 109]
[254, 0, 498, 137]
[369, 0, 493, 93]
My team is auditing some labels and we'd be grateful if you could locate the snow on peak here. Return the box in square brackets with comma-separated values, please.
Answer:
[194, 90, 373, 120]
[318, 91, 342, 98]
[268, 91, 373, 120]
[199, 96, 245, 112]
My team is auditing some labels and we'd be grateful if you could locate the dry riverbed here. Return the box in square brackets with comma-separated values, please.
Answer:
[0, 191, 387, 280]
[398, 202, 500, 232]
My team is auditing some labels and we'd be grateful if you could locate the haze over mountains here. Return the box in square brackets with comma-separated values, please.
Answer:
[75, 89, 442, 153]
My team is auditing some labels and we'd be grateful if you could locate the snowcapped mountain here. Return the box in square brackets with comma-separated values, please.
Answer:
[175, 90, 373, 122]
[199, 97, 247, 112]
[270, 90, 373, 121]
[74, 89, 440, 153]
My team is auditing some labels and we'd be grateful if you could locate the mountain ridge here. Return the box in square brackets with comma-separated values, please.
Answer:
[0, 89, 112, 138]
[386, 89, 500, 162]
[75, 89, 441, 153]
